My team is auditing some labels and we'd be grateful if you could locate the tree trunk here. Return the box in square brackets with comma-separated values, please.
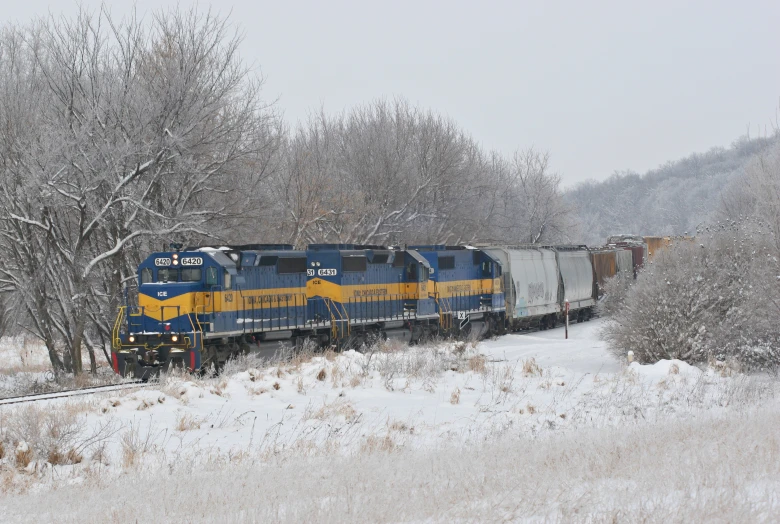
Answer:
[86, 342, 97, 374]
[63, 349, 73, 374]
[70, 318, 85, 375]
[45, 338, 64, 373]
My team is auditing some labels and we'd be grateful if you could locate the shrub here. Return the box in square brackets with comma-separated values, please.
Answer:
[602, 223, 780, 368]
[6, 405, 81, 466]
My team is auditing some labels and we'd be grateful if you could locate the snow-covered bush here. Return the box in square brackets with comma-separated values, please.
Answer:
[602, 222, 780, 368]
[596, 272, 634, 317]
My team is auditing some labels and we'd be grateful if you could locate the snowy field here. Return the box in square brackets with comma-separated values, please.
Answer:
[0, 320, 777, 522]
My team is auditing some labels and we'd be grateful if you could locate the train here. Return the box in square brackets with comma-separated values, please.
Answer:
[110, 238, 656, 378]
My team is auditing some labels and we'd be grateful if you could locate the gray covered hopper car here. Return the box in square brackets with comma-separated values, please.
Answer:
[483, 245, 595, 330]
[554, 247, 596, 311]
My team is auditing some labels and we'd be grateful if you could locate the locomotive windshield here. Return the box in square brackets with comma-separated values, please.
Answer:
[181, 268, 202, 282]
[157, 268, 178, 282]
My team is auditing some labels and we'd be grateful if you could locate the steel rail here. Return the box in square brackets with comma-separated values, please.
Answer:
[0, 381, 154, 406]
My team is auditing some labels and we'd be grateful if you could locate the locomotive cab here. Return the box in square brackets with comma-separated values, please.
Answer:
[113, 250, 216, 378]
[112, 244, 309, 378]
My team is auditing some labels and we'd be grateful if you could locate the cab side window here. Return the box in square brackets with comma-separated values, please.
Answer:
[206, 267, 218, 286]
[407, 263, 418, 281]
[224, 271, 232, 290]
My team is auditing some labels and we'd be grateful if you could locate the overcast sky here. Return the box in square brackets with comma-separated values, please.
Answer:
[6, 1, 780, 186]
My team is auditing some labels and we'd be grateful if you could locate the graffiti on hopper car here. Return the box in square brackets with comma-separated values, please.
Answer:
[528, 282, 544, 302]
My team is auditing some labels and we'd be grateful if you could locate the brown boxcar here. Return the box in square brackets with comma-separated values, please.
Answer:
[609, 241, 646, 276]
[644, 236, 671, 260]
[590, 250, 617, 296]
[628, 244, 646, 273]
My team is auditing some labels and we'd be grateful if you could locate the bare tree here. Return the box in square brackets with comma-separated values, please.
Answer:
[482, 148, 576, 244]
[270, 99, 572, 247]
[0, 7, 279, 373]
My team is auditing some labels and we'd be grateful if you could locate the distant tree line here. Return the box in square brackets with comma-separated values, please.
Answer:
[566, 135, 780, 245]
[0, 7, 574, 373]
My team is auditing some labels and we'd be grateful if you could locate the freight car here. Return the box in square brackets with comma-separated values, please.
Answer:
[606, 235, 647, 276]
[643, 236, 671, 260]
[590, 247, 634, 297]
[480, 245, 595, 330]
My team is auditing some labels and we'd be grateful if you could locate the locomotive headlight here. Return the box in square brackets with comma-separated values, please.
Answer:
[128, 335, 135, 343]
[172, 253, 179, 259]
[173, 259, 179, 265]
[171, 335, 179, 343]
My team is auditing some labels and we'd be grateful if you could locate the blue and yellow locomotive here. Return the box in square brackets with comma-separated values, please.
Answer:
[113, 242, 509, 377]
[112, 244, 312, 377]
[410, 245, 506, 338]
[305, 244, 438, 345]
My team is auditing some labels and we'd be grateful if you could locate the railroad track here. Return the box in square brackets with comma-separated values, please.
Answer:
[0, 381, 153, 406]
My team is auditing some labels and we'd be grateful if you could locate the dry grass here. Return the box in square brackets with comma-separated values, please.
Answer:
[467, 354, 487, 374]
[4, 405, 81, 466]
[450, 387, 461, 405]
[330, 365, 343, 387]
[522, 358, 542, 376]
[100, 397, 122, 413]
[306, 400, 358, 423]
[47, 447, 83, 466]
[14, 442, 33, 469]
[247, 385, 268, 396]
[175, 412, 203, 432]
[451, 341, 467, 357]
[136, 394, 166, 410]
[361, 434, 396, 454]
[388, 420, 412, 433]
[316, 368, 327, 381]
[209, 378, 230, 398]
[120, 423, 157, 469]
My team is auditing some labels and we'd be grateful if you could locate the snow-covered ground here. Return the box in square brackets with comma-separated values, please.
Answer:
[0, 336, 115, 399]
[0, 336, 53, 373]
[0, 319, 777, 522]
